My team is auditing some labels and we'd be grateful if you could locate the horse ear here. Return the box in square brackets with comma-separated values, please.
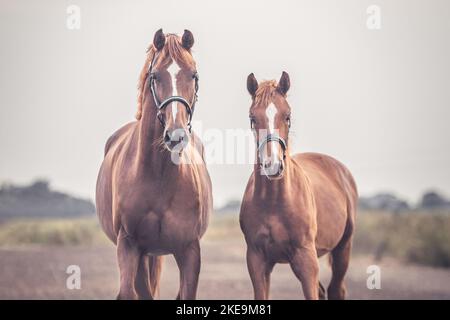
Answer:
[153, 28, 165, 51]
[182, 29, 194, 50]
[277, 71, 290, 96]
[247, 73, 258, 98]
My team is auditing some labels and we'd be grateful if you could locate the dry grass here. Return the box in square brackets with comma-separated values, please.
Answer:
[0, 218, 109, 246]
[0, 210, 449, 268]
[354, 211, 450, 268]
[203, 213, 243, 241]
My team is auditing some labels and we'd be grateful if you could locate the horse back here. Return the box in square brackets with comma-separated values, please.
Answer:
[292, 152, 357, 253]
[293, 153, 357, 200]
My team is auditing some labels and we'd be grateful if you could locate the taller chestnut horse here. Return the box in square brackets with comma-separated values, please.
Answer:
[240, 72, 357, 300]
[96, 29, 212, 300]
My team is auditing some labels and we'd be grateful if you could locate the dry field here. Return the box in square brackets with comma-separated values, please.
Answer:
[0, 214, 449, 299]
[1, 241, 450, 299]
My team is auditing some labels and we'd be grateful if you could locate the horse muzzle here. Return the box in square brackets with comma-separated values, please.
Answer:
[163, 127, 190, 153]
[261, 158, 285, 179]
[258, 133, 287, 179]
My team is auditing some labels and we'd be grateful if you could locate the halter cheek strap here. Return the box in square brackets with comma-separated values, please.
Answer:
[157, 96, 193, 131]
[147, 52, 199, 132]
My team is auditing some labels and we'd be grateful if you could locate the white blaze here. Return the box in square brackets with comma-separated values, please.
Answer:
[265, 103, 279, 162]
[167, 60, 181, 120]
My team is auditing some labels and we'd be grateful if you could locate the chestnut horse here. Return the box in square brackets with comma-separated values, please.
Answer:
[96, 29, 212, 299]
[240, 72, 357, 300]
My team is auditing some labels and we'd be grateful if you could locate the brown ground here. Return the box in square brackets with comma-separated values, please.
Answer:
[1, 239, 449, 300]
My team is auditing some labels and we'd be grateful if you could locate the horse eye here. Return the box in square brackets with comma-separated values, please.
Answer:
[250, 118, 256, 129]
[286, 117, 291, 127]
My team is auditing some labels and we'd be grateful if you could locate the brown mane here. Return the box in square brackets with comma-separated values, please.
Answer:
[136, 34, 196, 120]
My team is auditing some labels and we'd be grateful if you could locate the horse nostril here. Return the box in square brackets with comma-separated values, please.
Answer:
[262, 159, 284, 177]
[164, 131, 171, 143]
[174, 129, 188, 143]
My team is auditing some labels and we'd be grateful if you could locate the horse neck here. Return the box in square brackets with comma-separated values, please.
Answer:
[136, 97, 174, 176]
[253, 154, 306, 203]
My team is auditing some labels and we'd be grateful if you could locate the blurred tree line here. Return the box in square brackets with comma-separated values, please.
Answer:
[0, 179, 95, 220]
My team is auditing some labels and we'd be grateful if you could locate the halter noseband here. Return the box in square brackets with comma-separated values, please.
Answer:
[257, 133, 288, 162]
[147, 52, 199, 132]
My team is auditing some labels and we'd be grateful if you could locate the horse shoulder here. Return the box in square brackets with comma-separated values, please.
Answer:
[104, 121, 137, 157]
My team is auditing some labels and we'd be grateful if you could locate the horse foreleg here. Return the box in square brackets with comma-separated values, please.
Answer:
[246, 248, 271, 300]
[289, 246, 320, 300]
[135, 255, 163, 299]
[134, 254, 155, 300]
[116, 228, 140, 300]
[319, 281, 326, 300]
[174, 240, 201, 300]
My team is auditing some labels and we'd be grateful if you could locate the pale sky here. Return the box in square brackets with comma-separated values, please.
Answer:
[1, 0, 449, 207]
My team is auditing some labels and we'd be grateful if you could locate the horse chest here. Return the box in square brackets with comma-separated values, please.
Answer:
[132, 208, 202, 254]
[113, 160, 211, 254]
[250, 216, 291, 259]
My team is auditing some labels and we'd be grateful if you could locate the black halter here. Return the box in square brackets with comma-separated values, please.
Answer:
[147, 52, 199, 132]
[257, 133, 287, 162]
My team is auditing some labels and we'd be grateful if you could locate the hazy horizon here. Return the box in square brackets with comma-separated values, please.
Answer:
[1, 0, 449, 207]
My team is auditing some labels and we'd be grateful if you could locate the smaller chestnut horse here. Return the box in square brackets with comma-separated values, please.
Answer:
[240, 72, 357, 300]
